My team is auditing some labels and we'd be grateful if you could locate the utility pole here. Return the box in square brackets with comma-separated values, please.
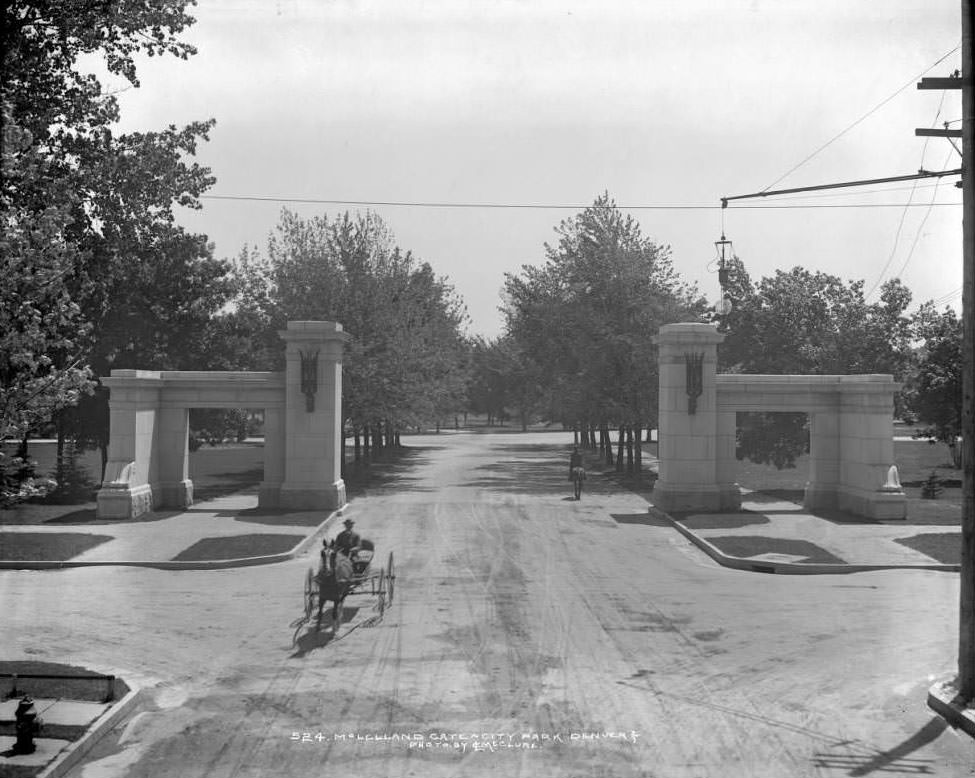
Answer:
[722, 1, 973, 702]
[958, 0, 973, 702]
[921, 0, 975, 703]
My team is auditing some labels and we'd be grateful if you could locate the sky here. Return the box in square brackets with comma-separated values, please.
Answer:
[104, 0, 964, 339]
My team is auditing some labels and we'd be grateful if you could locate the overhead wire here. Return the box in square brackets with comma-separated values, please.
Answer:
[894, 147, 957, 282]
[199, 194, 960, 211]
[760, 43, 961, 193]
[865, 88, 949, 300]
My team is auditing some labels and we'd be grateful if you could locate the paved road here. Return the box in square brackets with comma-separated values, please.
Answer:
[2, 431, 972, 777]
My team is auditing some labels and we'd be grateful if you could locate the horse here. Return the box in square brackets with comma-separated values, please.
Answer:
[571, 466, 586, 500]
[316, 542, 355, 631]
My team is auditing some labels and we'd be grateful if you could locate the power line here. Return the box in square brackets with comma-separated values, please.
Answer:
[761, 44, 962, 192]
[866, 91, 950, 300]
[199, 194, 961, 211]
[894, 148, 957, 281]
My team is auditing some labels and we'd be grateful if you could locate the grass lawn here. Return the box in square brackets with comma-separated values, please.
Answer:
[732, 438, 961, 525]
[705, 535, 847, 564]
[171, 533, 304, 561]
[676, 514, 771, 530]
[0, 532, 113, 561]
[0, 442, 267, 525]
[893, 533, 962, 565]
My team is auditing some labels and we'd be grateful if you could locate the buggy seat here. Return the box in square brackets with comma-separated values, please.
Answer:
[352, 538, 374, 575]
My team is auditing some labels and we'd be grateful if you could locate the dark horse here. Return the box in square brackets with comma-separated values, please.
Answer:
[316, 543, 354, 632]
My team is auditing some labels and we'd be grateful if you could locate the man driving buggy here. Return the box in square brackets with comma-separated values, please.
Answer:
[334, 518, 361, 556]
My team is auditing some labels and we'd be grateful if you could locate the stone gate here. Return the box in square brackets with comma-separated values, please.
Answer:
[95, 321, 349, 519]
[652, 322, 906, 520]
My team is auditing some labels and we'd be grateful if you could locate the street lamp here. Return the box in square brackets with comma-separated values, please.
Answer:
[714, 232, 734, 317]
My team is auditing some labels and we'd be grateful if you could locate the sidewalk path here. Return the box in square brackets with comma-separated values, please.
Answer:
[662, 491, 959, 572]
[0, 493, 341, 568]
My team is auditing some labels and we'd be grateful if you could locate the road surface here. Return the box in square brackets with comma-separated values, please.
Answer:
[2, 431, 972, 777]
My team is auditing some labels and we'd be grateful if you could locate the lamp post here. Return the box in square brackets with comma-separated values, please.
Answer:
[714, 233, 734, 320]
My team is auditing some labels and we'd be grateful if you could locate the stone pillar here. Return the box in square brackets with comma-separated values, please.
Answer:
[277, 321, 350, 510]
[157, 406, 192, 509]
[837, 376, 906, 519]
[258, 406, 286, 508]
[96, 371, 162, 519]
[652, 323, 739, 512]
[715, 410, 739, 498]
[805, 411, 840, 510]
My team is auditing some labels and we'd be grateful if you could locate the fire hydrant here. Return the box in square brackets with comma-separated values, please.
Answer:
[14, 695, 39, 754]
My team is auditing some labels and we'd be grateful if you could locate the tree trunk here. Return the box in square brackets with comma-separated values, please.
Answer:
[353, 428, 361, 463]
[601, 424, 613, 466]
[616, 426, 625, 473]
[634, 424, 642, 473]
[56, 421, 66, 489]
[625, 426, 633, 473]
[626, 426, 634, 474]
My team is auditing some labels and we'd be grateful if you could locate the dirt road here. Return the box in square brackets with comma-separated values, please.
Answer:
[2, 431, 972, 777]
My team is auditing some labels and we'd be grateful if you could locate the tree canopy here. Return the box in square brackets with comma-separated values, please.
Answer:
[228, 209, 470, 441]
[502, 193, 704, 432]
[1, 0, 228, 495]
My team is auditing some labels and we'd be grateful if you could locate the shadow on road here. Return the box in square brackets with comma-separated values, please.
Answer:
[811, 716, 947, 776]
[291, 605, 363, 658]
[611, 512, 671, 527]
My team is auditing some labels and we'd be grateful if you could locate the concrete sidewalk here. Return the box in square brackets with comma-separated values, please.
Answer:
[654, 491, 960, 574]
[0, 493, 344, 570]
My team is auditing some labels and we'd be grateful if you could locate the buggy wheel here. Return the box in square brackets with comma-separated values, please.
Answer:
[376, 566, 386, 616]
[386, 552, 395, 606]
[304, 568, 315, 618]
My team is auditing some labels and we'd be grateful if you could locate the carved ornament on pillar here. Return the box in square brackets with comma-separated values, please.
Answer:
[685, 352, 704, 414]
[299, 349, 319, 412]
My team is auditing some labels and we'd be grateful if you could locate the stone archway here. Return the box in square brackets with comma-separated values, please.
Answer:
[652, 323, 906, 520]
[95, 321, 350, 519]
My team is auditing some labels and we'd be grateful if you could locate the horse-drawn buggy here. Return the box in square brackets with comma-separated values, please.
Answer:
[291, 535, 394, 644]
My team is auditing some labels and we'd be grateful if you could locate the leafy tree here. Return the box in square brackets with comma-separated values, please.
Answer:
[719, 264, 914, 468]
[2, 1, 231, 488]
[1, 105, 93, 444]
[230, 209, 471, 457]
[906, 303, 963, 468]
[503, 192, 705, 469]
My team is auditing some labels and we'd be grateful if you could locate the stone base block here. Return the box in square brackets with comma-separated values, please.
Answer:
[839, 486, 907, 520]
[276, 480, 346, 511]
[804, 482, 838, 511]
[158, 479, 193, 510]
[652, 482, 740, 513]
[96, 484, 154, 520]
[258, 482, 283, 509]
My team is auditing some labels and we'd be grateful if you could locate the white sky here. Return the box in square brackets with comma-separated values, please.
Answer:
[107, 0, 964, 338]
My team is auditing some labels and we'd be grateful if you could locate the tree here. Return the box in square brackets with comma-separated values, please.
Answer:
[503, 192, 705, 468]
[2, 1, 230, 486]
[1, 105, 93, 444]
[906, 303, 963, 468]
[229, 209, 471, 456]
[719, 264, 914, 468]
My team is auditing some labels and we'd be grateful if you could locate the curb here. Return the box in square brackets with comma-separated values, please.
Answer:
[0, 507, 346, 572]
[927, 678, 975, 739]
[36, 684, 143, 778]
[651, 506, 960, 575]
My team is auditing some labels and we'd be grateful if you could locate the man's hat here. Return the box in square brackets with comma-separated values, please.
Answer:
[343, 518, 355, 527]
